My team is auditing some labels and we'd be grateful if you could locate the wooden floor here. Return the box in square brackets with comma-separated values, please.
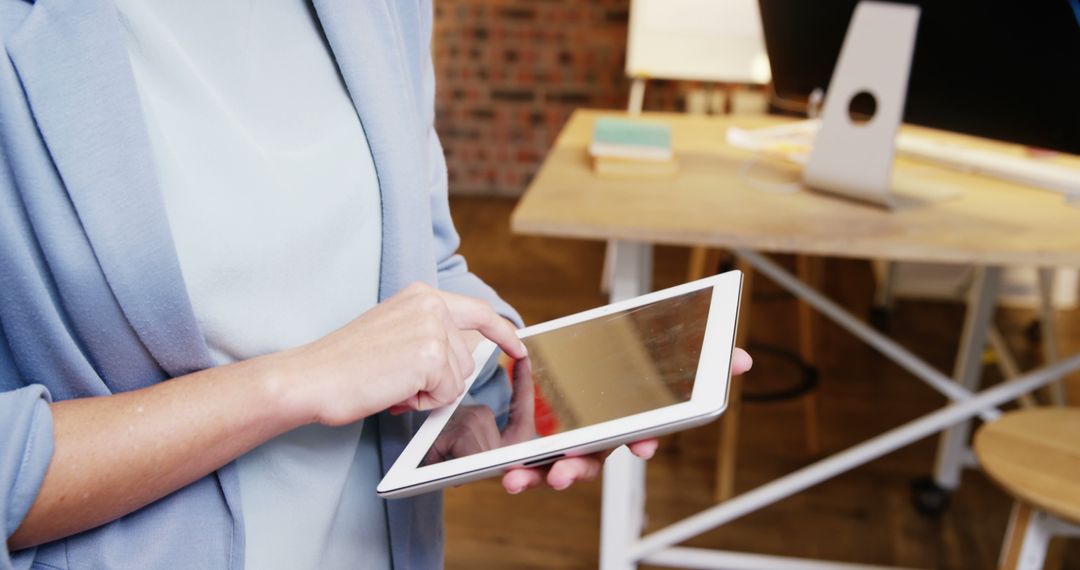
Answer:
[443, 196, 1080, 569]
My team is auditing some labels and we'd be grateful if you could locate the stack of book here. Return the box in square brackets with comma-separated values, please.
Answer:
[588, 117, 677, 179]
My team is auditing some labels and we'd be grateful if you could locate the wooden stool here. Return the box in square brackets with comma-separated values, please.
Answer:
[973, 408, 1080, 569]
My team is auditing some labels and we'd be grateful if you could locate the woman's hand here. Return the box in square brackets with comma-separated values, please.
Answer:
[501, 347, 753, 494]
[270, 282, 526, 427]
[423, 357, 538, 464]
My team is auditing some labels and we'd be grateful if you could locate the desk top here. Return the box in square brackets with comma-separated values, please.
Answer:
[511, 110, 1080, 267]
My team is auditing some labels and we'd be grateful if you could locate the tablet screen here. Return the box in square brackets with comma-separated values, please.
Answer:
[419, 286, 712, 467]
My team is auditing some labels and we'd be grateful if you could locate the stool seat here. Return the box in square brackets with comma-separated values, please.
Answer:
[974, 408, 1080, 524]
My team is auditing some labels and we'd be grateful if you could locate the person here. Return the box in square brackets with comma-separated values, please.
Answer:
[0, 1, 753, 568]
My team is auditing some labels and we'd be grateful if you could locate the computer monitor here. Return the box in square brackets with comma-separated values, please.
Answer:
[759, 0, 1080, 155]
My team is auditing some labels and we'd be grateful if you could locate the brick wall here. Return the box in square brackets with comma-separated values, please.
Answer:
[433, 0, 684, 197]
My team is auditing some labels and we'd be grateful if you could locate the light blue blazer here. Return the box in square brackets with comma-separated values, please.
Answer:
[0, 0, 520, 568]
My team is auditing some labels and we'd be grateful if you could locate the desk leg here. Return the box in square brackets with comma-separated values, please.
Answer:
[932, 265, 1002, 491]
[796, 256, 823, 455]
[601, 241, 652, 570]
[1037, 267, 1066, 407]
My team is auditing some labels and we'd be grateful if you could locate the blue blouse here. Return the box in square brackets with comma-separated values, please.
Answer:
[111, 0, 390, 567]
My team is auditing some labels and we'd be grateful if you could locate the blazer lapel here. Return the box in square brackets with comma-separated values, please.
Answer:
[6, 0, 212, 379]
[313, 2, 442, 568]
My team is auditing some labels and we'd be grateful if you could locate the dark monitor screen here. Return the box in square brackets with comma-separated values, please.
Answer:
[759, 0, 1080, 155]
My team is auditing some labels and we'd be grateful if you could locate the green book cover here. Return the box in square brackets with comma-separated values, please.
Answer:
[592, 117, 671, 150]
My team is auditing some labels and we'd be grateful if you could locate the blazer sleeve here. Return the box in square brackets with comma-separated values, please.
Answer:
[0, 384, 54, 570]
[418, 1, 523, 330]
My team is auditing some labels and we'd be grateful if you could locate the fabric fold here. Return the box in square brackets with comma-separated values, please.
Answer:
[1, 384, 55, 570]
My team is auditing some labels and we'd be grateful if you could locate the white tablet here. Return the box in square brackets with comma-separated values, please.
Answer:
[376, 271, 743, 499]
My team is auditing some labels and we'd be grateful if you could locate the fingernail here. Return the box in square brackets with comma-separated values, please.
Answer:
[520, 342, 528, 356]
[507, 485, 523, 495]
[552, 479, 570, 491]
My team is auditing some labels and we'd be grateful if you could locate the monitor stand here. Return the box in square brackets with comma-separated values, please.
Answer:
[803, 1, 922, 209]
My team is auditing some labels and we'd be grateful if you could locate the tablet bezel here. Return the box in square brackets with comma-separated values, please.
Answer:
[377, 270, 742, 498]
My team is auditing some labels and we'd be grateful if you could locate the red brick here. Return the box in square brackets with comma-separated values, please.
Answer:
[435, 0, 683, 196]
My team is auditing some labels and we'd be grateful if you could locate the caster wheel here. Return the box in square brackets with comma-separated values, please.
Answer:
[1024, 319, 1042, 343]
[910, 477, 952, 517]
[869, 307, 891, 332]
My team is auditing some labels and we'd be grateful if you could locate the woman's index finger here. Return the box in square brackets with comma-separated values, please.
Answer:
[438, 291, 526, 359]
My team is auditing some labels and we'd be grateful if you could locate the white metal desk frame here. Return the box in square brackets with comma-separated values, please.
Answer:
[600, 241, 1080, 570]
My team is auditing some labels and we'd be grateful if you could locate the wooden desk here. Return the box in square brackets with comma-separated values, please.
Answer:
[511, 109, 1080, 570]
[514, 110, 1080, 267]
